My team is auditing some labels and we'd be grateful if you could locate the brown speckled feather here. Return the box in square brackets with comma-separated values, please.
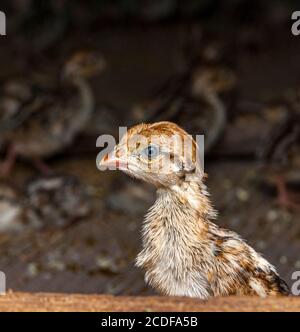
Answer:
[100, 121, 290, 298]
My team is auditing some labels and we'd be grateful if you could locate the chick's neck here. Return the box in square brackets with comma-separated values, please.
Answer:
[144, 176, 217, 240]
[138, 178, 217, 270]
[68, 75, 94, 127]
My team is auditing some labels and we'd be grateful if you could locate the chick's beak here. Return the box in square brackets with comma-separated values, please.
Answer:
[99, 151, 128, 170]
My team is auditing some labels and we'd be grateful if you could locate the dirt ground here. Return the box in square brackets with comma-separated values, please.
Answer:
[0, 3, 300, 297]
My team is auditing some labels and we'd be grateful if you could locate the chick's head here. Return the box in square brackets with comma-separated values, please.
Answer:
[63, 51, 106, 80]
[100, 122, 204, 187]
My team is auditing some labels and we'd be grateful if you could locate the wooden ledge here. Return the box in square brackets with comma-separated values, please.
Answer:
[0, 292, 298, 312]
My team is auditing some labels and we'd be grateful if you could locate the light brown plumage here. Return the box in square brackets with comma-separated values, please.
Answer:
[100, 121, 290, 298]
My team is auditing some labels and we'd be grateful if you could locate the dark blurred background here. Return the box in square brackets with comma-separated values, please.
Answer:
[0, 0, 300, 295]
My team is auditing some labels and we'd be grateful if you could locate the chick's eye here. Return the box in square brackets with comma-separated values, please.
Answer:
[142, 145, 159, 159]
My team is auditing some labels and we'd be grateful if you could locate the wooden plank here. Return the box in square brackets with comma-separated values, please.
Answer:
[0, 292, 298, 312]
